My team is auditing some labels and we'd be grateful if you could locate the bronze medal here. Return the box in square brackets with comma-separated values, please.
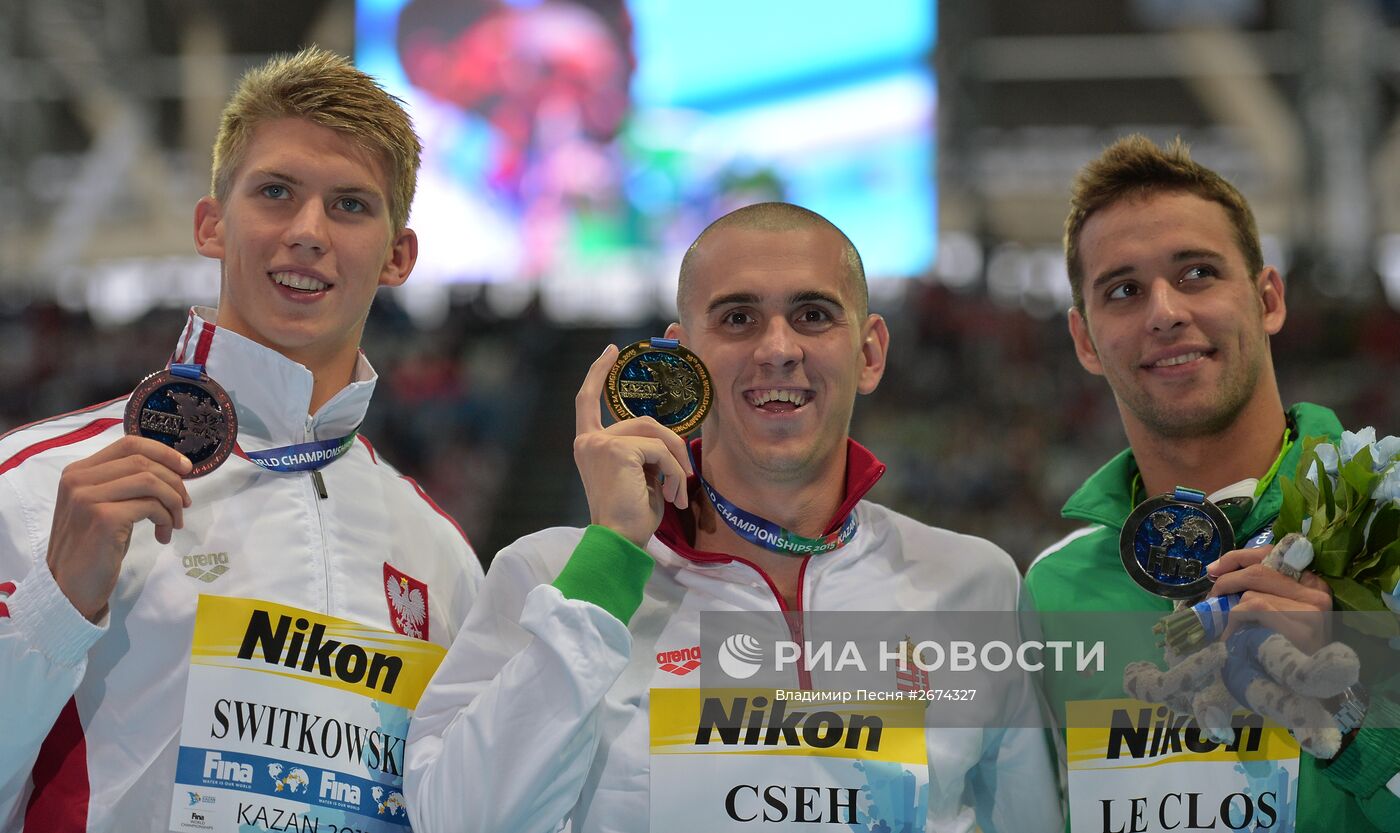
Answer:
[124, 366, 237, 478]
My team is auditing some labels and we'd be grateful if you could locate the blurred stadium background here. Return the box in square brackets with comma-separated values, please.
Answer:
[2, 0, 1398, 567]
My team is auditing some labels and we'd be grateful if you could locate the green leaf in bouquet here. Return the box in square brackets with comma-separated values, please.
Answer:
[1314, 464, 1337, 529]
[1296, 436, 1331, 490]
[1296, 463, 1321, 510]
[1327, 574, 1400, 639]
[1339, 450, 1378, 508]
[1349, 547, 1384, 578]
[1275, 476, 1305, 538]
[1297, 435, 1326, 474]
[1332, 453, 1366, 518]
[1322, 575, 1400, 643]
[1367, 502, 1400, 553]
[1324, 574, 1388, 611]
[1313, 524, 1351, 577]
[1354, 539, 1400, 587]
[1346, 510, 1370, 564]
[1379, 561, 1400, 603]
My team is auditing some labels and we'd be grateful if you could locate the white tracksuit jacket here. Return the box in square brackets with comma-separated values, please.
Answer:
[406, 443, 1062, 833]
[0, 308, 483, 832]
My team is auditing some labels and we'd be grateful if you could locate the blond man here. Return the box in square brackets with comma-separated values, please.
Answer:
[0, 47, 481, 831]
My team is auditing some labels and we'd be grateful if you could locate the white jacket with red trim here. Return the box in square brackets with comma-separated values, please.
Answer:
[0, 307, 482, 832]
[406, 442, 1062, 833]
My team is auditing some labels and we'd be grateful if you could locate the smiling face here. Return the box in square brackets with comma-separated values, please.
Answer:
[194, 117, 417, 374]
[1068, 190, 1285, 439]
[668, 223, 888, 482]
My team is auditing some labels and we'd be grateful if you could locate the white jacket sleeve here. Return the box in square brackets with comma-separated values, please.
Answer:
[0, 474, 105, 829]
[405, 531, 637, 833]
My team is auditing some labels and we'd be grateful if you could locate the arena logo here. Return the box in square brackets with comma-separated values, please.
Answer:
[657, 645, 702, 676]
[182, 552, 230, 583]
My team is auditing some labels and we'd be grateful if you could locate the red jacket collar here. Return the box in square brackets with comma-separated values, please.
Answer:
[656, 438, 886, 564]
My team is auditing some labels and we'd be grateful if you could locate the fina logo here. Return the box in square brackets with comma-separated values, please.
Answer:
[718, 633, 764, 679]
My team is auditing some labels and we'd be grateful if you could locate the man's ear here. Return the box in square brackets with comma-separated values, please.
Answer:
[1257, 266, 1286, 336]
[194, 196, 225, 260]
[856, 314, 890, 395]
[378, 227, 418, 288]
[664, 321, 684, 342]
[1068, 306, 1105, 376]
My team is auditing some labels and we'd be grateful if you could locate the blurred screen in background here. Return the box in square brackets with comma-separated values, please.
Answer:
[357, 0, 936, 305]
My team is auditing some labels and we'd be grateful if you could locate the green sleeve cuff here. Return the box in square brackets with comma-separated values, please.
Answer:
[552, 525, 655, 625]
[1320, 695, 1400, 798]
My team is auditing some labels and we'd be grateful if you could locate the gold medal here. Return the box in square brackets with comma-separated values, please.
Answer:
[605, 338, 712, 436]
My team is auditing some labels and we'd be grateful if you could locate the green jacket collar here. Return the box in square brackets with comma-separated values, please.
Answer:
[1062, 403, 1344, 543]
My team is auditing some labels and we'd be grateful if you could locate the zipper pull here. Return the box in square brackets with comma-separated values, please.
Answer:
[312, 470, 328, 500]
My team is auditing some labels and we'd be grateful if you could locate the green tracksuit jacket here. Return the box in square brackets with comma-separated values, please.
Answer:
[1025, 403, 1400, 832]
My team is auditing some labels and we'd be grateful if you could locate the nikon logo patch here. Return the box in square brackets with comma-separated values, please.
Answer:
[237, 609, 403, 695]
[183, 552, 230, 583]
[1107, 705, 1263, 760]
[695, 695, 883, 752]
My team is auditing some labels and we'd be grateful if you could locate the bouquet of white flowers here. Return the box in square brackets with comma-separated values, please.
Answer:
[1274, 428, 1400, 626]
[1133, 429, 1399, 757]
[1156, 429, 1400, 656]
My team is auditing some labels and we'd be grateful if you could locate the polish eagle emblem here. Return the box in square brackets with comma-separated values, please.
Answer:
[383, 563, 430, 640]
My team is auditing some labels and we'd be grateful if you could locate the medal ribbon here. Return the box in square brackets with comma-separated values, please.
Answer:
[167, 364, 357, 474]
[1176, 423, 1295, 626]
[697, 472, 859, 558]
[242, 432, 358, 473]
[169, 363, 207, 381]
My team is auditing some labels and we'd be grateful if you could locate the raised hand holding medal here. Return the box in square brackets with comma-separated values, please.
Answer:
[576, 343, 695, 547]
[42, 364, 233, 622]
[603, 338, 859, 559]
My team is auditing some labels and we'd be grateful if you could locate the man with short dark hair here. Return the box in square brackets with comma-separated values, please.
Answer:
[1028, 134, 1400, 831]
[406, 202, 1061, 833]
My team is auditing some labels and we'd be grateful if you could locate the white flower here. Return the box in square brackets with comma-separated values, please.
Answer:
[1375, 435, 1400, 470]
[1279, 536, 1315, 571]
[1308, 443, 1339, 486]
[1314, 442, 1340, 473]
[1376, 463, 1400, 505]
[1340, 427, 1377, 465]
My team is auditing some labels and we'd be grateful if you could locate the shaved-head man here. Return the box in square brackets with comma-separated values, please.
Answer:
[405, 203, 1062, 833]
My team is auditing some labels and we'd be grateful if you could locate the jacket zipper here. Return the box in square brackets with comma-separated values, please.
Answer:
[306, 416, 333, 610]
[729, 555, 814, 690]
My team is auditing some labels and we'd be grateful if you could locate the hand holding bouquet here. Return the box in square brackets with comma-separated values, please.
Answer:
[1132, 429, 1400, 757]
